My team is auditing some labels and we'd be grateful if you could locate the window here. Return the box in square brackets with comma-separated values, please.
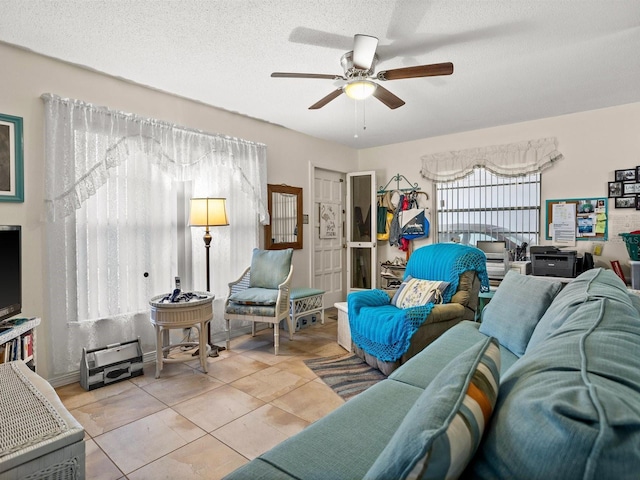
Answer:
[435, 167, 540, 252]
[43, 94, 267, 377]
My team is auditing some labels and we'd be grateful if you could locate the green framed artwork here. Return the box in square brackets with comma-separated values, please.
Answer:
[545, 197, 608, 241]
[0, 113, 24, 202]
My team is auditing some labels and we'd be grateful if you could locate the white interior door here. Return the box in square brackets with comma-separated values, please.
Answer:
[313, 168, 345, 306]
[346, 171, 377, 292]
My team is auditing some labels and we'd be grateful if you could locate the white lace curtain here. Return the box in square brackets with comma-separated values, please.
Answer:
[420, 137, 563, 182]
[42, 93, 268, 379]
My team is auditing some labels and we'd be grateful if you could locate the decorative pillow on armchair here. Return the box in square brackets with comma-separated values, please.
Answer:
[364, 336, 500, 480]
[249, 248, 293, 289]
[392, 276, 450, 309]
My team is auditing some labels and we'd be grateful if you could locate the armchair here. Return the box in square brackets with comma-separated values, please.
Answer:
[224, 248, 294, 355]
[349, 243, 489, 375]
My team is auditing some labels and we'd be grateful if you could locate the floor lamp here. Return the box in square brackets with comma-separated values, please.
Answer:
[189, 197, 229, 357]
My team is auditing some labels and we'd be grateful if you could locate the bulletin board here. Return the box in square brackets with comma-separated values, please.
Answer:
[545, 197, 608, 241]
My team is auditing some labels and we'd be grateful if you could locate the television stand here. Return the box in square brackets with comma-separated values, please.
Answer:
[0, 317, 40, 370]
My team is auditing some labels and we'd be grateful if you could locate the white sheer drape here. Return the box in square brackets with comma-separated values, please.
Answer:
[420, 137, 563, 182]
[42, 94, 267, 378]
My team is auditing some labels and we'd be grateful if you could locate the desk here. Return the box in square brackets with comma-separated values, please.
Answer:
[149, 293, 213, 378]
[476, 289, 496, 321]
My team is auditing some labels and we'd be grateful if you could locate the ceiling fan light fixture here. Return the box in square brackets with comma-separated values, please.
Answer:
[344, 80, 377, 100]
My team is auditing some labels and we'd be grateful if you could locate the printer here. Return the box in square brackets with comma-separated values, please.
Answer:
[530, 246, 577, 278]
[477, 240, 509, 280]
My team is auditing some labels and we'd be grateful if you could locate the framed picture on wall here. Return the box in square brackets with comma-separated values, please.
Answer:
[320, 203, 339, 239]
[615, 168, 637, 183]
[623, 183, 640, 195]
[0, 113, 24, 202]
[615, 196, 636, 208]
[608, 181, 622, 198]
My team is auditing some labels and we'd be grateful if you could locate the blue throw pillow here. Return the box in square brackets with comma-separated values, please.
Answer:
[479, 271, 562, 356]
[249, 248, 293, 289]
[364, 336, 501, 480]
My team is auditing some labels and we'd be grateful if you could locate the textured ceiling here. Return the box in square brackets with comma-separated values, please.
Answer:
[1, 0, 639, 149]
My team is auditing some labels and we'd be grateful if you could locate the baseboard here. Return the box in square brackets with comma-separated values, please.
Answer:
[47, 326, 261, 388]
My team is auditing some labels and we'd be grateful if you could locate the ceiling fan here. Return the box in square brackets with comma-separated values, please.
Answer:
[271, 34, 454, 110]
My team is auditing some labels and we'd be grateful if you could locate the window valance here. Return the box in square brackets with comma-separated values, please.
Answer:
[420, 137, 563, 182]
[41, 93, 268, 223]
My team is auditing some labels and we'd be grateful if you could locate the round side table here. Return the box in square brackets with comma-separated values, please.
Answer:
[149, 292, 214, 378]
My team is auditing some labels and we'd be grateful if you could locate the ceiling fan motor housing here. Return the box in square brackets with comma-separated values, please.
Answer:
[340, 51, 378, 80]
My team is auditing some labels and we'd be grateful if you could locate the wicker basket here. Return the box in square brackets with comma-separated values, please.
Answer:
[619, 233, 640, 261]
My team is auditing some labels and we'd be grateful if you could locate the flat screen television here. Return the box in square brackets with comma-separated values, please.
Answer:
[0, 225, 21, 322]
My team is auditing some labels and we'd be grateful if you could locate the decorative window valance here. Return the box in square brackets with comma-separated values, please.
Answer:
[41, 93, 268, 222]
[420, 137, 564, 182]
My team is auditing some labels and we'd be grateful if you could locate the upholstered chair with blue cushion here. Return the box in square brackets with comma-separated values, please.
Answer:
[224, 248, 294, 355]
[349, 243, 490, 375]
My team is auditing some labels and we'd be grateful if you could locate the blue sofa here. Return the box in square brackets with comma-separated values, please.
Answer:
[224, 268, 640, 480]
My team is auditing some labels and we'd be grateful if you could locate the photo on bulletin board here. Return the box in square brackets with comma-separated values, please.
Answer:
[545, 197, 608, 241]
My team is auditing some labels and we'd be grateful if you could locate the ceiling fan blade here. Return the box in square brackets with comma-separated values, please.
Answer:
[372, 84, 405, 109]
[352, 34, 379, 70]
[272, 72, 345, 80]
[309, 89, 344, 109]
[377, 62, 454, 81]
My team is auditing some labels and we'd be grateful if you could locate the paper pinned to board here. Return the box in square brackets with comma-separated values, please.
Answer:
[551, 202, 576, 246]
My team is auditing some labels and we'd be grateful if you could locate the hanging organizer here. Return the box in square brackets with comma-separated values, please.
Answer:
[377, 174, 430, 251]
[378, 173, 423, 194]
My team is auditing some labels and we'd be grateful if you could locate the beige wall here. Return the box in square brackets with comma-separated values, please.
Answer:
[359, 102, 640, 274]
[0, 42, 357, 379]
[3, 39, 640, 380]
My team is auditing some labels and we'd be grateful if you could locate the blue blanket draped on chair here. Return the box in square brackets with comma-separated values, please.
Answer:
[348, 243, 490, 362]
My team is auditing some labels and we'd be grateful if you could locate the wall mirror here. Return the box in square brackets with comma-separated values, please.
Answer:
[265, 184, 303, 250]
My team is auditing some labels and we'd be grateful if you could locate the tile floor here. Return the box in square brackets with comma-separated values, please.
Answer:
[55, 309, 345, 480]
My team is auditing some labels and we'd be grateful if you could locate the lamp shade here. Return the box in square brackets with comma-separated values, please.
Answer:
[189, 198, 229, 227]
[344, 80, 377, 100]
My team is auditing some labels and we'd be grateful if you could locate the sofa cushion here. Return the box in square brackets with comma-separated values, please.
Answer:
[228, 287, 278, 306]
[254, 380, 424, 480]
[249, 248, 293, 289]
[390, 321, 518, 389]
[526, 268, 628, 352]
[479, 271, 562, 356]
[364, 336, 500, 480]
[224, 303, 275, 317]
[469, 277, 640, 479]
[391, 276, 450, 308]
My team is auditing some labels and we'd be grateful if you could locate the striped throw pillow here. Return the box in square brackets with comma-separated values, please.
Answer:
[364, 336, 500, 480]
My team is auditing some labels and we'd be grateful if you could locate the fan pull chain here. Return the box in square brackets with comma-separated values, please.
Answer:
[354, 99, 359, 138]
[354, 99, 368, 139]
[363, 99, 367, 132]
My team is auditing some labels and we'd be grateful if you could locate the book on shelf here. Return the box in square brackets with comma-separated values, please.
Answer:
[22, 332, 33, 362]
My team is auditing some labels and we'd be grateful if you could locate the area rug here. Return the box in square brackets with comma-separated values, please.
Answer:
[304, 354, 386, 401]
